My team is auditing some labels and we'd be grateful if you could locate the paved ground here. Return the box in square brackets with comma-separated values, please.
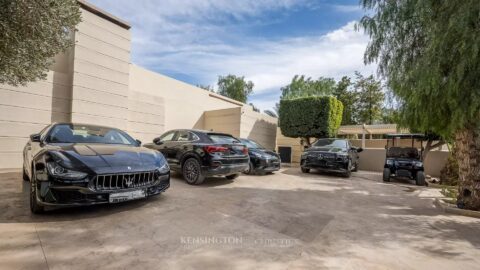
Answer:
[1, 168, 479, 270]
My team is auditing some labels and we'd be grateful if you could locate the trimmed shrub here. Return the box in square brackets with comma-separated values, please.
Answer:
[279, 96, 343, 140]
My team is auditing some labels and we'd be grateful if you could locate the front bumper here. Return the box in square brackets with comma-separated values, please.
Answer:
[301, 158, 348, 172]
[253, 158, 281, 172]
[35, 174, 170, 207]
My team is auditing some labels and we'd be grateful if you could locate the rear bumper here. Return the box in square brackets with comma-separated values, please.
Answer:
[203, 162, 249, 176]
[36, 175, 170, 207]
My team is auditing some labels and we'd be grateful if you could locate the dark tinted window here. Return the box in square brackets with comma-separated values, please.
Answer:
[159, 131, 176, 142]
[312, 139, 347, 148]
[47, 124, 136, 145]
[208, 134, 239, 144]
[240, 139, 264, 149]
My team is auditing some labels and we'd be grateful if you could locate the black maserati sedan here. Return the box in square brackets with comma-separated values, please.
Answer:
[144, 129, 249, 185]
[239, 138, 280, 175]
[300, 138, 362, 177]
[23, 123, 170, 213]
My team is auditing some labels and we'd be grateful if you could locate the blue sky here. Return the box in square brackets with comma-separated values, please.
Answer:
[89, 0, 375, 111]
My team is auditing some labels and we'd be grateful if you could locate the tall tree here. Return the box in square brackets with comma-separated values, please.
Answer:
[281, 75, 336, 99]
[354, 72, 384, 125]
[358, 0, 480, 209]
[0, 0, 81, 86]
[333, 76, 358, 125]
[217, 75, 253, 103]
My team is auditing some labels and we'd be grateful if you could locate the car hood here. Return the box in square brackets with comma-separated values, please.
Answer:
[46, 143, 164, 174]
[304, 147, 347, 154]
[250, 148, 279, 158]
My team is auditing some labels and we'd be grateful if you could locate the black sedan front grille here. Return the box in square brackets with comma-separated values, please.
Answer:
[91, 171, 158, 191]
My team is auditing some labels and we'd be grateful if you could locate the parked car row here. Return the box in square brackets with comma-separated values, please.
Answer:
[22, 123, 281, 213]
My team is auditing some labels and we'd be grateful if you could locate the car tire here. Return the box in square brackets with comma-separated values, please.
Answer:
[226, 174, 239, 180]
[301, 167, 310, 173]
[352, 162, 358, 172]
[244, 162, 255, 175]
[383, 168, 391, 182]
[30, 171, 44, 214]
[415, 171, 426, 186]
[182, 158, 205, 185]
[23, 167, 30, 181]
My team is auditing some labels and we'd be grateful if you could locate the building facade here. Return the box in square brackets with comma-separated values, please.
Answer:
[0, 1, 277, 169]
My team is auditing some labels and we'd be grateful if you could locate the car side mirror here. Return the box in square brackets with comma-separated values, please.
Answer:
[135, 139, 142, 146]
[30, 134, 41, 142]
[356, 147, 363, 153]
[153, 137, 162, 145]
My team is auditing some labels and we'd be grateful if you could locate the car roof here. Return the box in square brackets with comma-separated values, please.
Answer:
[52, 122, 119, 130]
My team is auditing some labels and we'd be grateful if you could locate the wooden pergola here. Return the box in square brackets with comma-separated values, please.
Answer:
[338, 124, 404, 148]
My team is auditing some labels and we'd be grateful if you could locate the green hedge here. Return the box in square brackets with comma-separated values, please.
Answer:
[279, 96, 343, 138]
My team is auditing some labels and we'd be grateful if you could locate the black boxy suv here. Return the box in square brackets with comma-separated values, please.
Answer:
[300, 138, 362, 177]
[144, 129, 249, 185]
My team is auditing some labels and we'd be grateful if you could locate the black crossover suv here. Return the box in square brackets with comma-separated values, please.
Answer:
[239, 138, 281, 174]
[300, 138, 363, 177]
[23, 123, 170, 213]
[144, 130, 249, 185]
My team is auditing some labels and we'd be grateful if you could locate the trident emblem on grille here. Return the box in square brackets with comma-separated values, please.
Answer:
[125, 175, 134, 188]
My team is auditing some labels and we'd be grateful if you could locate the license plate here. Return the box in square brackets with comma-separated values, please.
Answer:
[109, 190, 146, 203]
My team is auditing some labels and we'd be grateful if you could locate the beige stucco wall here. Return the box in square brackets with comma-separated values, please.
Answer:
[70, 7, 131, 129]
[240, 106, 277, 150]
[358, 149, 448, 177]
[0, 48, 75, 169]
[129, 65, 242, 135]
[203, 107, 278, 150]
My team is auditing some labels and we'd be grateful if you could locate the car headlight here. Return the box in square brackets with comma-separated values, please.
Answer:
[337, 154, 349, 161]
[46, 162, 87, 179]
[386, 159, 394, 165]
[157, 163, 170, 174]
[413, 161, 423, 167]
[252, 152, 264, 158]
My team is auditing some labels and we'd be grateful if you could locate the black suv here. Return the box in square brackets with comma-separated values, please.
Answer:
[383, 134, 426, 186]
[144, 130, 249, 185]
[239, 138, 281, 175]
[300, 138, 362, 177]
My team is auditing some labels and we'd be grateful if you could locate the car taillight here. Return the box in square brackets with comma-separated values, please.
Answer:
[204, 145, 228, 153]
[242, 147, 248, 155]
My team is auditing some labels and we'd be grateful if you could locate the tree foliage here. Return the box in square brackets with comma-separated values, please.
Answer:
[196, 84, 214, 92]
[0, 0, 81, 86]
[358, 0, 480, 138]
[354, 72, 384, 125]
[333, 76, 357, 125]
[278, 96, 343, 144]
[358, 0, 480, 209]
[281, 75, 336, 99]
[263, 109, 278, 118]
[217, 75, 253, 103]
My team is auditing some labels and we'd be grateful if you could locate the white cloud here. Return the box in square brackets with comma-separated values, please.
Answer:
[89, 1, 375, 111]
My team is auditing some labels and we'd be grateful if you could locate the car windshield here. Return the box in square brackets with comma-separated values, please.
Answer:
[208, 134, 239, 144]
[312, 139, 347, 149]
[240, 139, 264, 149]
[47, 124, 137, 145]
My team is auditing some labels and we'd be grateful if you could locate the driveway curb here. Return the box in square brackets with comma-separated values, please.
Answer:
[434, 198, 480, 219]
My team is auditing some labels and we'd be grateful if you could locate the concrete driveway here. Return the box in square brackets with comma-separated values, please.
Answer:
[1, 168, 479, 269]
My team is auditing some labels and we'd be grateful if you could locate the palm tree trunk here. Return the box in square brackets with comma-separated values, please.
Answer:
[455, 126, 480, 210]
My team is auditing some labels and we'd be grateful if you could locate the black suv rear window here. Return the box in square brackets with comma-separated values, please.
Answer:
[208, 134, 239, 144]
